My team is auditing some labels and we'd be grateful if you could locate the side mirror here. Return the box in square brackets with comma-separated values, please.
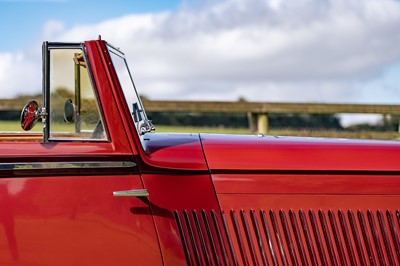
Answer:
[63, 99, 75, 123]
[20, 101, 46, 131]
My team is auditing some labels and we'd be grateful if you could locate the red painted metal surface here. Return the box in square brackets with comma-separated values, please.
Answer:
[203, 133, 400, 265]
[141, 133, 208, 170]
[0, 175, 161, 265]
[0, 142, 130, 158]
[201, 133, 400, 171]
[141, 173, 221, 265]
[216, 194, 400, 265]
[85, 40, 139, 155]
[212, 174, 400, 194]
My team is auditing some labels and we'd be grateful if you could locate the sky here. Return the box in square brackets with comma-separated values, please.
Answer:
[1, 0, 400, 125]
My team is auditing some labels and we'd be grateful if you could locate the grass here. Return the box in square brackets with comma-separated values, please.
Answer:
[0, 121, 41, 132]
[0, 121, 73, 132]
[1, 120, 399, 140]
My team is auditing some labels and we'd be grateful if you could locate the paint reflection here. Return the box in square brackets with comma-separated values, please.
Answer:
[0, 184, 19, 262]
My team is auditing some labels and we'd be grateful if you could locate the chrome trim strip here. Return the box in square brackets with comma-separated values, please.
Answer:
[113, 189, 149, 197]
[0, 161, 136, 171]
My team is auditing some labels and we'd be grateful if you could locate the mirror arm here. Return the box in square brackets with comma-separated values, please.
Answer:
[39, 107, 48, 122]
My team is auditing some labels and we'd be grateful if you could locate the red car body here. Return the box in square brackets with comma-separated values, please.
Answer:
[1, 39, 400, 265]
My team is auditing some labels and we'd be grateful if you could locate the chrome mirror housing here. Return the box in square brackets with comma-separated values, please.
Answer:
[20, 101, 47, 131]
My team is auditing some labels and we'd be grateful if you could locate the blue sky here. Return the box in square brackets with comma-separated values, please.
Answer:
[1, 0, 400, 128]
[0, 0, 181, 51]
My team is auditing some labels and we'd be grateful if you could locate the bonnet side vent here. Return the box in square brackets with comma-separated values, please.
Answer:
[174, 209, 400, 265]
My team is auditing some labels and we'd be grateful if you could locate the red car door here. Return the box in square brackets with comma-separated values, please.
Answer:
[0, 41, 162, 265]
[0, 145, 161, 265]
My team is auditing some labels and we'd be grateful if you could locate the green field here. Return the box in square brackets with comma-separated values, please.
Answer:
[0, 121, 73, 132]
[1, 120, 399, 140]
[0, 121, 41, 132]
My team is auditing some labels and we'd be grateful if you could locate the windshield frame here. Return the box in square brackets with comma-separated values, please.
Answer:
[107, 44, 152, 137]
[43, 41, 107, 142]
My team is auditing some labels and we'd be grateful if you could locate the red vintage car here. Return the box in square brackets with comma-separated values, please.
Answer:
[1, 38, 400, 265]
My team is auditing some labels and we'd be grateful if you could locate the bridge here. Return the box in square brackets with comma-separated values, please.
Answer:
[2, 97, 399, 135]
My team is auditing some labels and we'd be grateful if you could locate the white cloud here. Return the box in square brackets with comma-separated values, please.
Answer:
[42, 20, 65, 39]
[1, 0, 400, 106]
[0, 51, 41, 98]
[0, 53, 12, 81]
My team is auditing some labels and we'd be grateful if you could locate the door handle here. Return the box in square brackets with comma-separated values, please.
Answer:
[113, 189, 149, 197]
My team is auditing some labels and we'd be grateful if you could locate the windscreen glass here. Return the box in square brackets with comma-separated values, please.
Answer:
[49, 48, 106, 140]
[108, 45, 149, 135]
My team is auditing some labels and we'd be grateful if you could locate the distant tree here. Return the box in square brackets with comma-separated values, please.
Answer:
[147, 111, 343, 130]
[347, 115, 399, 132]
[0, 111, 20, 120]
[237, 96, 247, 102]
[139, 94, 149, 101]
[52, 87, 73, 99]
[269, 114, 343, 130]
